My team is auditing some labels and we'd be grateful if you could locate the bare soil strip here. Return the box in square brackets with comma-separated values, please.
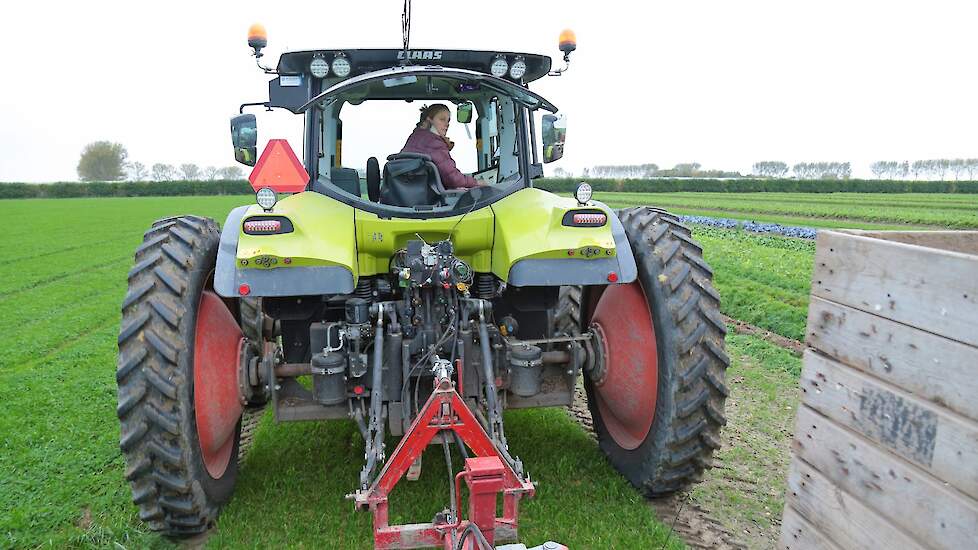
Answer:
[723, 314, 804, 356]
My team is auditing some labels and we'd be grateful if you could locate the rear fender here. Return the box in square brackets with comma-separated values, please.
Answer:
[490, 189, 637, 286]
[214, 193, 358, 297]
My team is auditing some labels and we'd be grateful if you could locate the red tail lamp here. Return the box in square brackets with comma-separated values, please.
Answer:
[573, 213, 606, 225]
[243, 219, 282, 233]
[607, 272, 619, 283]
[238, 283, 251, 296]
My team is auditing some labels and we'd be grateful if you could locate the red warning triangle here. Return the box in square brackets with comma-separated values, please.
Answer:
[248, 139, 310, 193]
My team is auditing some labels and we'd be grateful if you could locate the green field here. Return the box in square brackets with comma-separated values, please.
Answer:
[2, 191, 961, 548]
[0, 197, 687, 549]
[596, 191, 978, 228]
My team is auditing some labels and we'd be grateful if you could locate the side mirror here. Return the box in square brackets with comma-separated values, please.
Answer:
[541, 113, 567, 163]
[456, 102, 473, 124]
[230, 114, 258, 166]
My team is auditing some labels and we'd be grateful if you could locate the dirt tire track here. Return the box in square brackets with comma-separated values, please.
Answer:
[566, 382, 748, 550]
[723, 314, 804, 356]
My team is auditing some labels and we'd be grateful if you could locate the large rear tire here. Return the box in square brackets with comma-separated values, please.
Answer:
[116, 216, 242, 536]
[557, 207, 729, 496]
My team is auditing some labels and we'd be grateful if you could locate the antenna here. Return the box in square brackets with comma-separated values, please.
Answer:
[400, 0, 412, 65]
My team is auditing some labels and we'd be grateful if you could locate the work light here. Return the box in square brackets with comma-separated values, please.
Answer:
[331, 55, 351, 78]
[310, 56, 329, 78]
[509, 58, 527, 80]
[256, 187, 277, 210]
[575, 182, 592, 205]
[490, 56, 508, 78]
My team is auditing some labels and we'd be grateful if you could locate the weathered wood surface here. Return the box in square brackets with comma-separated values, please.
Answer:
[806, 296, 978, 423]
[779, 507, 842, 550]
[811, 231, 978, 348]
[783, 459, 925, 550]
[791, 406, 978, 549]
[843, 230, 978, 256]
[801, 350, 978, 500]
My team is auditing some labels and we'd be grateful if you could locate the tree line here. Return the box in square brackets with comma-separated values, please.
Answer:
[868, 159, 978, 180]
[76, 141, 243, 182]
[554, 163, 741, 179]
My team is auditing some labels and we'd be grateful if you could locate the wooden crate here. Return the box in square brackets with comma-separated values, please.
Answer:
[780, 230, 978, 550]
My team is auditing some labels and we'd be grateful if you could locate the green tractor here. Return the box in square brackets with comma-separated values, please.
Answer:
[117, 19, 728, 549]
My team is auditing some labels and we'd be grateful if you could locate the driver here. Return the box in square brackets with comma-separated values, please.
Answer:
[400, 104, 480, 189]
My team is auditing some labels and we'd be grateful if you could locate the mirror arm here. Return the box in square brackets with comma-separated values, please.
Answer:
[254, 54, 278, 75]
[239, 101, 273, 114]
[548, 57, 571, 77]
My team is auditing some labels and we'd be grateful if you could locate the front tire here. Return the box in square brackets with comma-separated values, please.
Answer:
[557, 207, 729, 496]
[117, 216, 241, 536]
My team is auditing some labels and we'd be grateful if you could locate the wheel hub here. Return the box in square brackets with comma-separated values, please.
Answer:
[194, 291, 245, 478]
[589, 281, 659, 450]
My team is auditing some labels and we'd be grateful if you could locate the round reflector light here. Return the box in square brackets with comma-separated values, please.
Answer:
[575, 182, 593, 205]
[310, 57, 329, 78]
[238, 283, 251, 296]
[331, 56, 351, 77]
[509, 59, 527, 80]
[256, 187, 277, 210]
[490, 56, 508, 77]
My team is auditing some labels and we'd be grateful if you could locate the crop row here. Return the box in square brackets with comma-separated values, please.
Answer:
[599, 192, 978, 228]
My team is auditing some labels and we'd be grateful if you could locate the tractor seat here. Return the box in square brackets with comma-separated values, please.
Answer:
[379, 153, 446, 208]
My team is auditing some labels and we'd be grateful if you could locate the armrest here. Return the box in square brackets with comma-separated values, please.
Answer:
[387, 152, 432, 162]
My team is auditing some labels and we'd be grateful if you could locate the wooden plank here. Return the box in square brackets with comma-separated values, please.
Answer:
[843, 230, 978, 256]
[792, 406, 978, 548]
[779, 507, 843, 550]
[800, 351, 978, 500]
[806, 296, 978, 422]
[783, 459, 926, 550]
[811, 230, 978, 347]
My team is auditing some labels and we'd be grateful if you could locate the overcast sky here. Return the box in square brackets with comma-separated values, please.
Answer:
[3, 0, 977, 182]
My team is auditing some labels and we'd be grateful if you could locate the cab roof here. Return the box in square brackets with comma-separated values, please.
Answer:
[276, 49, 552, 83]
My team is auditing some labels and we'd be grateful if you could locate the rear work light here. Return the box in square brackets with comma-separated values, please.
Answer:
[562, 209, 608, 227]
[242, 216, 294, 235]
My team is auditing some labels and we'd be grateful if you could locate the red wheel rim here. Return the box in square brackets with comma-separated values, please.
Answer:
[590, 281, 658, 450]
[194, 290, 245, 478]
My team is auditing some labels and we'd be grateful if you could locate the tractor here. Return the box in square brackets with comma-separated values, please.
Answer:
[116, 15, 728, 550]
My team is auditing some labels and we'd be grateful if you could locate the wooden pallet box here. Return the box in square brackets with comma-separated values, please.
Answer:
[780, 230, 978, 550]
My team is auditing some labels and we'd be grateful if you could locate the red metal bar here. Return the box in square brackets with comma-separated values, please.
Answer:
[354, 380, 534, 549]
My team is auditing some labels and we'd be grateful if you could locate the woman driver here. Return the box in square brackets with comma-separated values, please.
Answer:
[400, 104, 480, 189]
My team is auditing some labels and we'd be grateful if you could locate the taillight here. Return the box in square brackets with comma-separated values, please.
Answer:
[242, 216, 293, 235]
[562, 209, 608, 227]
[244, 219, 281, 233]
[573, 213, 606, 225]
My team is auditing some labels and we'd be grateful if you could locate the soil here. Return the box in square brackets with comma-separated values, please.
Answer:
[566, 383, 750, 550]
[723, 315, 804, 356]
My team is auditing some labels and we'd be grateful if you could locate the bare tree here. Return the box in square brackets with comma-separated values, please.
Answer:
[870, 161, 887, 179]
[966, 159, 978, 180]
[179, 163, 201, 180]
[128, 161, 148, 181]
[202, 166, 219, 180]
[753, 161, 789, 177]
[911, 160, 925, 180]
[152, 163, 178, 181]
[219, 166, 244, 179]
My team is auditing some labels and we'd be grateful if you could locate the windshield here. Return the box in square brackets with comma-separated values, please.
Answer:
[303, 68, 556, 218]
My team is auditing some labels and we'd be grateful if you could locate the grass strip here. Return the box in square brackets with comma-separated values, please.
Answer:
[689, 331, 801, 549]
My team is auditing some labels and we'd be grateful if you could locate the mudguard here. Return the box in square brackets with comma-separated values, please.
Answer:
[490, 188, 637, 286]
[214, 192, 358, 297]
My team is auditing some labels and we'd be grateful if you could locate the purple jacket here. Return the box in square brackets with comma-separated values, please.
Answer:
[400, 128, 479, 189]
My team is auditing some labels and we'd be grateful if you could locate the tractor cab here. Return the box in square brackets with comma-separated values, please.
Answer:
[231, 45, 570, 215]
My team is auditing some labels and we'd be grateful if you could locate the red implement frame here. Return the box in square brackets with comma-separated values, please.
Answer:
[353, 376, 535, 549]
